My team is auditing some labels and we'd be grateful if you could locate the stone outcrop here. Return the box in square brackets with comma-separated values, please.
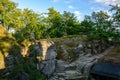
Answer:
[34, 40, 57, 77]
[49, 40, 114, 80]
[29, 37, 114, 79]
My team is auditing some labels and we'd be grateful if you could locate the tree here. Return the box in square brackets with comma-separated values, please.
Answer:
[44, 7, 63, 38]
[87, 10, 114, 41]
[110, 5, 120, 27]
[0, 0, 20, 30]
[81, 15, 94, 34]
[81, 10, 114, 53]
[43, 8, 81, 38]
[110, 5, 120, 42]
[62, 11, 81, 35]
[14, 8, 45, 42]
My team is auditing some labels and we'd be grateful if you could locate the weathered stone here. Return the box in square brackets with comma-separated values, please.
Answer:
[34, 45, 42, 56]
[37, 40, 57, 60]
[45, 45, 57, 60]
[56, 60, 68, 72]
[0, 51, 5, 69]
[34, 40, 57, 77]
[75, 44, 84, 55]
[83, 60, 97, 74]
[42, 60, 55, 76]
[56, 72, 65, 77]
[65, 70, 81, 75]
[65, 70, 82, 79]
[77, 62, 86, 73]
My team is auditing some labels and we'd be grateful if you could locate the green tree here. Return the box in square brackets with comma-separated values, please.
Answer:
[81, 15, 94, 34]
[44, 7, 63, 38]
[14, 8, 45, 42]
[87, 10, 114, 41]
[62, 11, 81, 35]
[110, 5, 120, 42]
[0, 0, 21, 30]
[81, 11, 114, 53]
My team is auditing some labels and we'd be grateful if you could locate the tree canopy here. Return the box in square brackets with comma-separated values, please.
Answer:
[0, 0, 119, 42]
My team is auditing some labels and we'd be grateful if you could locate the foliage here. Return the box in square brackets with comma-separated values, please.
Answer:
[110, 5, 120, 42]
[8, 57, 43, 80]
[81, 9, 120, 44]
[44, 8, 81, 38]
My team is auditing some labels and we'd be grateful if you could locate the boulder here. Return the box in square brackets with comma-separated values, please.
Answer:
[77, 62, 86, 73]
[37, 40, 57, 60]
[42, 60, 56, 76]
[75, 44, 84, 55]
[56, 60, 68, 72]
[35, 40, 57, 76]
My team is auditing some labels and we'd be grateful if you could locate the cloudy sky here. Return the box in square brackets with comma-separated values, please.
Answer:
[11, 0, 120, 21]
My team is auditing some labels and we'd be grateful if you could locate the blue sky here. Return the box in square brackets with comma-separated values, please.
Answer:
[11, 0, 120, 21]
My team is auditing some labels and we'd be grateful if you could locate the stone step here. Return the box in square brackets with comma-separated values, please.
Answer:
[56, 72, 66, 77]
[65, 70, 82, 77]
[65, 76, 85, 80]
[64, 64, 77, 71]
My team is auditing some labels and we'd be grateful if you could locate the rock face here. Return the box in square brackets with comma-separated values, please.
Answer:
[34, 40, 57, 77]
[42, 60, 55, 75]
[48, 36, 114, 80]
[0, 51, 5, 69]
[49, 46, 114, 80]
[30, 37, 114, 80]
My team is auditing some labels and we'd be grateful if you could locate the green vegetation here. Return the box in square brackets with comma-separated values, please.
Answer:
[99, 45, 120, 63]
[0, 0, 120, 79]
[1, 0, 120, 41]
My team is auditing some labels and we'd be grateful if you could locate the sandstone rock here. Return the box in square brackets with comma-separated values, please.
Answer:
[0, 51, 5, 69]
[75, 44, 84, 55]
[34, 45, 42, 56]
[37, 40, 57, 60]
[56, 72, 65, 77]
[65, 70, 82, 79]
[65, 70, 81, 75]
[34, 40, 57, 77]
[41, 60, 56, 76]
[44, 45, 57, 60]
[83, 61, 97, 74]
[78, 44, 83, 48]
[77, 62, 86, 73]
[56, 60, 68, 72]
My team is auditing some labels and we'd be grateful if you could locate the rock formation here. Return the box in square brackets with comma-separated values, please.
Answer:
[34, 40, 57, 77]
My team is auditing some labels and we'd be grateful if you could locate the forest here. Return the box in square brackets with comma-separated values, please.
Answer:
[0, 0, 120, 80]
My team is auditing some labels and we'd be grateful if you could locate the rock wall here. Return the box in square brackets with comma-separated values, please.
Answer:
[30, 36, 112, 79]
[34, 40, 57, 77]
[49, 36, 112, 80]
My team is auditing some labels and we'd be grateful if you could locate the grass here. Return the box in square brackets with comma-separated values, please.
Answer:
[99, 45, 120, 63]
[54, 35, 86, 62]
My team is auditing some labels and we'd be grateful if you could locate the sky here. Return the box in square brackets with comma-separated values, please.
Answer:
[11, 0, 120, 21]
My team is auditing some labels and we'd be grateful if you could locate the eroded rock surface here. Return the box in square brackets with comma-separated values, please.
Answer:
[34, 40, 57, 77]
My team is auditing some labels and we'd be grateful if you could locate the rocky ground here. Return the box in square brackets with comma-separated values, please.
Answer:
[33, 37, 115, 80]
[0, 33, 118, 80]
[49, 46, 114, 80]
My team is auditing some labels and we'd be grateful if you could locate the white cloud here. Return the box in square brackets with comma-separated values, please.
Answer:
[95, 0, 120, 6]
[68, 5, 75, 9]
[74, 11, 81, 21]
[53, 0, 59, 2]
